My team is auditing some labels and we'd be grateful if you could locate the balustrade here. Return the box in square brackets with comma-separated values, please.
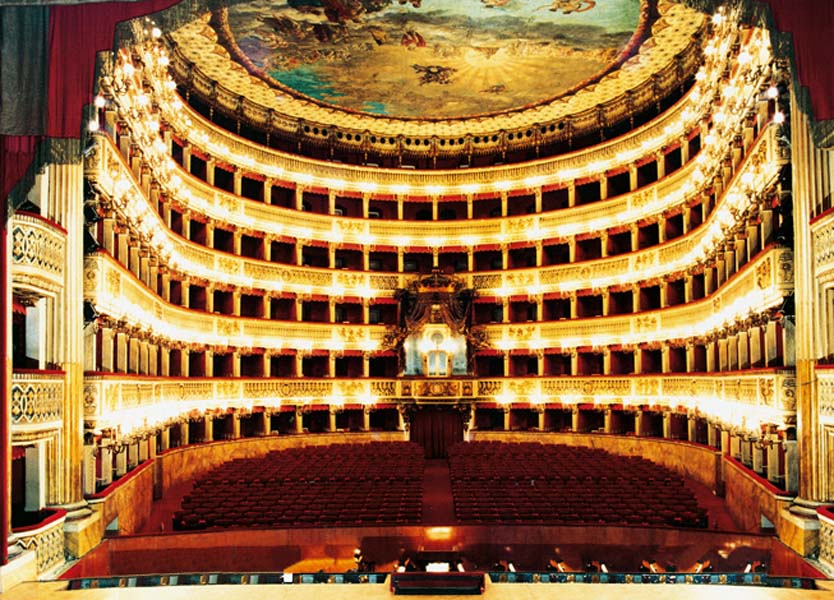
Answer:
[10, 371, 64, 432]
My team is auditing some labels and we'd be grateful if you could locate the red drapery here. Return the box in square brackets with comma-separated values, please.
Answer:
[762, 0, 834, 121]
[0, 136, 39, 202]
[410, 408, 464, 459]
[46, 0, 182, 138]
[1, 0, 182, 567]
[1, 0, 183, 201]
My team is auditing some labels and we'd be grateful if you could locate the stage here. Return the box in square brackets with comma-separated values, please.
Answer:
[6, 579, 834, 600]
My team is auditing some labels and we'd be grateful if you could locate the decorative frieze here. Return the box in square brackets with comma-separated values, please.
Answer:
[86, 247, 790, 355]
[816, 371, 834, 421]
[88, 124, 782, 301]
[84, 372, 794, 437]
[10, 213, 66, 295]
[819, 507, 834, 574]
[10, 372, 64, 431]
[165, 1, 704, 160]
[14, 512, 66, 575]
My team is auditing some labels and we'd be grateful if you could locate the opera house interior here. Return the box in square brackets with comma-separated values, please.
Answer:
[2, 0, 834, 597]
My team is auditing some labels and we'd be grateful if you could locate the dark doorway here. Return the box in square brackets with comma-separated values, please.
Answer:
[409, 407, 464, 459]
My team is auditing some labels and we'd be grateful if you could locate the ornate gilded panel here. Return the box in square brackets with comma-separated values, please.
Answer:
[10, 372, 63, 429]
[820, 374, 834, 420]
[416, 380, 459, 399]
[820, 511, 834, 574]
[10, 214, 66, 294]
[165, 1, 705, 156]
[15, 515, 66, 574]
[89, 120, 779, 302]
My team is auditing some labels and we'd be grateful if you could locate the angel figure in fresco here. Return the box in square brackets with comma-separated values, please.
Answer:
[543, 0, 596, 14]
[412, 64, 457, 85]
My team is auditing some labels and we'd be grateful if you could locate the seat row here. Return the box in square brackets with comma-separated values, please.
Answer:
[173, 442, 425, 530]
[448, 442, 706, 529]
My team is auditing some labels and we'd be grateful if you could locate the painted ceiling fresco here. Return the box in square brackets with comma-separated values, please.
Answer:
[216, 0, 645, 118]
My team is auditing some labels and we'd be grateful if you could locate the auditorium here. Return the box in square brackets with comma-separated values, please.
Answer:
[1, 0, 834, 597]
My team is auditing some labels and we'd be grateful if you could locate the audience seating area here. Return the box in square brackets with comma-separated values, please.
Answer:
[173, 442, 424, 530]
[448, 442, 707, 528]
[172, 440, 707, 531]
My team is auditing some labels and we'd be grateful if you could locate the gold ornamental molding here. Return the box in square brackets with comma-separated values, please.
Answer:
[84, 247, 793, 353]
[165, 0, 705, 158]
[819, 507, 834, 574]
[10, 371, 64, 434]
[84, 245, 791, 357]
[9, 212, 67, 296]
[811, 212, 834, 279]
[102, 8, 774, 193]
[86, 120, 782, 300]
[84, 252, 383, 352]
[816, 369, 834, 424]
[12, 511, 67, 576]
[83, 370, 795, 438]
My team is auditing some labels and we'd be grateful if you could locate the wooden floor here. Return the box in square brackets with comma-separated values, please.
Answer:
[4, 579, 834, 600]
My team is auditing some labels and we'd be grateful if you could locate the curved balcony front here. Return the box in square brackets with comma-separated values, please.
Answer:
[85, 122, 783, 300]
[83, 369, 794, 437]
[84, 244, 791, 354]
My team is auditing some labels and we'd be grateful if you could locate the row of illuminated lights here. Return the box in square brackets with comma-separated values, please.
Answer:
[94, 386, 788, 438]
[162, 7, 752, 185]
[97, 45, 781, 270]
[106, 138, 713, 248]
[100, 54, 778, 265]
[90, 249, 784, 355]
[100, 9, 761, 214]
[94, 130, 780, 302]
[96, 9, 773, 199]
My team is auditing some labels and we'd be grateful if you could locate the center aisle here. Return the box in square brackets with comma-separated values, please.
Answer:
[421, 459, 456, 525]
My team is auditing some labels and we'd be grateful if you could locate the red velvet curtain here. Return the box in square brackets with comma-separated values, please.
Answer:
[410, 408, 463, 459]
[1, 1, 182, 200]
[47, 0, 181, 139]
[0, 136, 39, 201]
[762, 0, 834, 121]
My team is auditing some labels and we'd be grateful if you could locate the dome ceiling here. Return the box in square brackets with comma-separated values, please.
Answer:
[165, 0, 705, 162]
[215, 0, 645, 118]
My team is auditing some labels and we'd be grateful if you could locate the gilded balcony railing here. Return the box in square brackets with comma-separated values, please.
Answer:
[84, 246, 792, 354]
[164, 1, 706, 158]
[11, 370, 64, 432]
[83, 370, 795, 437]
[818, 507, 834, 575]
[99, 6, 780, 194]
[9, 212, 66, 296]
[12, 509, 67, 576]
[817, 368, 834, 423]
[85, 122, 782, 301]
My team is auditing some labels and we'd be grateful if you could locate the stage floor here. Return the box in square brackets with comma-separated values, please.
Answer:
[4, 579, 834, 600]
